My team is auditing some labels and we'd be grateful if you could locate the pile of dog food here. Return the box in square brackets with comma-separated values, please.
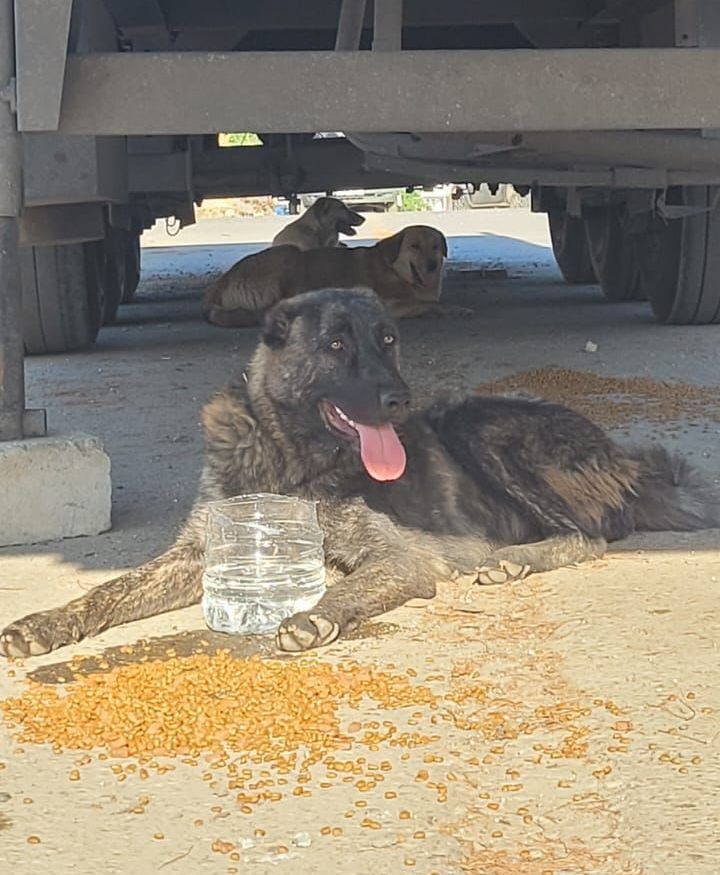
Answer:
[1, 653, 437, 770]
[476, 367, 720, 427]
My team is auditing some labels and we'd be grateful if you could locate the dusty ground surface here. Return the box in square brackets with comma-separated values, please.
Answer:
[1, 208, 719, 874]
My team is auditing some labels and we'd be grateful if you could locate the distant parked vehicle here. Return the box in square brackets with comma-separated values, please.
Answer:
[452, 184, 529, 210]
[301, 188, 404, 213]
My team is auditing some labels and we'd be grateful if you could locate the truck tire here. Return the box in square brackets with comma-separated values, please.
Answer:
[634, 186, 720, 324]
[122, 230, 141, 304]
[584, 205, 645, 302]
[21, 241, 105, 355]
[548, 207, 596, 284]
[101, 231, 125, 325]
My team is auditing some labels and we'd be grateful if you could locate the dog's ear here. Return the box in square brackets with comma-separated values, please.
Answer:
[376, 230, 405, 265]
[438, 231, 448, 258]
[261, 302, 295, 348]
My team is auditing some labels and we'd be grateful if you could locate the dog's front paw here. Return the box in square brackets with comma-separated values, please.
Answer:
[475, 559, 531, 586]
[0, 610, 76, 658]
[276, 612, 341, 653]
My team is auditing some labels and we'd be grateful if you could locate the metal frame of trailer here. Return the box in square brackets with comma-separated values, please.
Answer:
[3, 0, 720, 443]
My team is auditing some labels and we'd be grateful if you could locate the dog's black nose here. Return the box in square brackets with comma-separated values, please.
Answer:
[380, 387, 411, 413]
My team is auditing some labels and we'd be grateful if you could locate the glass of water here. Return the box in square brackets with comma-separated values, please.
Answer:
[202, 493, 326, 635]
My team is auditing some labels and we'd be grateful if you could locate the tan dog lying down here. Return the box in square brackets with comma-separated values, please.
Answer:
[203, 225, 453, 327]
[272, 196, 365, 250]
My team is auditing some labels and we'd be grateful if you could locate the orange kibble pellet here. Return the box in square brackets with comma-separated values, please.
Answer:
[153, 833, 165, 840]
[27, 836, 41, 845]
[320, 826, 332, 835]
[69, 770, 80, 782]
[399, 810, 411, 820]
[491, 831, 503, 838]
[361, 818, 381, 830]
[413, 831, 426, 839]
[332, 827, 342, 837]
[384, 791, 397, 799]
[404, 858, 416, 867]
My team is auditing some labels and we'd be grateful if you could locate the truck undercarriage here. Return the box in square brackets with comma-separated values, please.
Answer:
[3, 0, 720, 444]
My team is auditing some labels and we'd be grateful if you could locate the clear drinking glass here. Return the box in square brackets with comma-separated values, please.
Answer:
[201, 493, 326, 635]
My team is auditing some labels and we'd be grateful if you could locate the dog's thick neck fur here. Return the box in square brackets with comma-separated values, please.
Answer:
[201, 360, 361, 503]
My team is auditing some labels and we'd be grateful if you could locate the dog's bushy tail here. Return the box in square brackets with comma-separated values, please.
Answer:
[630, 445, 720, 532]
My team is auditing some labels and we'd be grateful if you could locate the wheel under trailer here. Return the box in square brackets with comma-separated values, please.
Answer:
[3, 0, 720, 448]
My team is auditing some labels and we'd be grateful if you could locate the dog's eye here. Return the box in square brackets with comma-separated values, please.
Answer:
[383, 334, 396, 346]
[329, 339, 344, 351]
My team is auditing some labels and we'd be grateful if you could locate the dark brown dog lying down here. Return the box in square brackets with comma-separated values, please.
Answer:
[202, 225, 458, 327]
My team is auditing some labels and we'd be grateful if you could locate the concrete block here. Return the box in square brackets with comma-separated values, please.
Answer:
[0, 433, 111, 547]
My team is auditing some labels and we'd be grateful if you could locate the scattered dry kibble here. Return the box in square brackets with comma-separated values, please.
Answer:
[26, 836, 41, 845]
[0, 641, 649, 875]
[0, 654, 435, 781]
[476, 367, 720, 427]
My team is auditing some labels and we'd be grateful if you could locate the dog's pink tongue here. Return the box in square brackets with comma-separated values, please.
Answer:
[355, 423, 407, 481]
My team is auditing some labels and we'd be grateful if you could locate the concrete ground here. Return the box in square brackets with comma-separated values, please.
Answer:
[1, 208, 719, 874]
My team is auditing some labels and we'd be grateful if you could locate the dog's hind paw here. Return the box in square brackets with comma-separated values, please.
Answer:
[276, 612, 340, 653]
[475, 559, 531, 586]
[0, 616, 57, 658]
